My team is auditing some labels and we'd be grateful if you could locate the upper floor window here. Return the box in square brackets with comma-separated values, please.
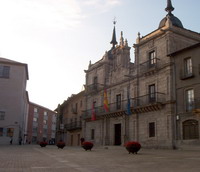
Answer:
[0, 111, 5, 120]
[184, 57, 193, 76]
[186, 89, 194, 112]
[80, 100, 82, 107]
[0, 65, 10, 78]
[44, 111, 47, 116]
[34, 108, 38, 113]
[116, 94, 121, 110]
[149, 84, 156, 102]
[43, 120, 47, 125]
[149, 51, 156, 67]
[93, 76, 98, 85]
[33, 117, 38, 122]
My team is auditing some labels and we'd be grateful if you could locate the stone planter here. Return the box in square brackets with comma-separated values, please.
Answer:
[39, 141, 48, 147]
[82, 141, 93, 151]
[125, 141, 141, 154]
[56, 141, 66, 149]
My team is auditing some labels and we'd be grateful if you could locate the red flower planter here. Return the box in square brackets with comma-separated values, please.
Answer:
[57, 141, 66, 149]
[124, 141, 141, 154]
[39, 141, 48, 147]
[82, 141, 93, 151]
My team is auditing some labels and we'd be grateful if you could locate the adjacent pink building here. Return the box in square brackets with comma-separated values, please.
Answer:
[27, 102, 57, 144]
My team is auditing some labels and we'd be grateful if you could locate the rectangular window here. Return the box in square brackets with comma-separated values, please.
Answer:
[149, 122, 155, 137]
[44, 111, 47, 116]
[34, 108, 38, 113]
[149, 51, 156, 67]
[93, 76, 98, 85]
[80, 100, 82, 107]
[184, 57, 192, 76]
[0, 111, 5, 120]
[7, 128, 14, 137]
[186, 89, 194, 111]
[33, 117, 38, 122]
[0, 128, 3, 136]
[0, 65, 10, 78]
[43, 120, 47, 125]
[91, 129, 95, 140]
[32, 127, 37, 133]
[149, 84, 156, 102]
[116, 94, 121, 110]
[43, 129, 47, 135]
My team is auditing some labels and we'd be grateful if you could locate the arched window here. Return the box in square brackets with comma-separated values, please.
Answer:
[183, 120, 199, 140]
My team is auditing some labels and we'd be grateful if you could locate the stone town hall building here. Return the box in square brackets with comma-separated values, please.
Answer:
[82, 0, 200, 148]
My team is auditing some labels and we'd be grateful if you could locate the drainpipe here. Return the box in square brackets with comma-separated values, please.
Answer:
[171, 55, 177, 149]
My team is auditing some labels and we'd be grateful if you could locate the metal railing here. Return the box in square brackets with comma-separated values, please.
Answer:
[139, 58, 161, 73]
[64, 121, 82, 131]
[86, 83, 104, 94]
[133, 92, 166, 107]
[189, 98, 200, 112]
[83, 92, 165, 119]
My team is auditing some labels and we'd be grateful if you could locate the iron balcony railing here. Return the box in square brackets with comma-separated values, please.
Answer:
[86, 83, 104, 94]
[83, 92, 166, 119]
[139, 58, 161, 73]
[64, 121, 82, 131]
[195, 98, 200, 109]
[179, 69, 194, 80]
[189, 98, 200, 112]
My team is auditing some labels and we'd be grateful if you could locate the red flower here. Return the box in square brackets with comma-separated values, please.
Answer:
[124, 141, 141, 154]
[82, 141, 94, 151]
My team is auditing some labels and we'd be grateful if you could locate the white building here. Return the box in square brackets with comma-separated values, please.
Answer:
[0, 57, 29, 145]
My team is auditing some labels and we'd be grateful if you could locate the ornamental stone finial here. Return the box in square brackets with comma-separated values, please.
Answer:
[165, 0, 174, 14]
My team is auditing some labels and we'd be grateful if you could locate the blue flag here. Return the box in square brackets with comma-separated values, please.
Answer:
[126, 95, 131, 115]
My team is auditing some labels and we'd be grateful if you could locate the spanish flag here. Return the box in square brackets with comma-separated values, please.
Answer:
[104, 89, 109, 112]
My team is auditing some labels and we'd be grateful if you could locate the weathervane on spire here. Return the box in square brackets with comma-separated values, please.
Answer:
[113, 17, 117, 25]
[110, 17, 118, 49]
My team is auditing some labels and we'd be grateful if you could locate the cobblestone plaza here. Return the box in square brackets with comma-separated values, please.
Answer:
[0, 145, 200, 172]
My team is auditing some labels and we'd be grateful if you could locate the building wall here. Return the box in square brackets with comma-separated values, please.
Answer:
[0, 58, 28, 145]
[57, 91, 85, 146]
[172, 44, 200, 146]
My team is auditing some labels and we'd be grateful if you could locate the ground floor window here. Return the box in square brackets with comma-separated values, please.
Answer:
[32, 136, 37, 143]
[149, 122, 155, 137]
[0, 128, 3, 136]
[183, 120, 199, 140]
[7, 128, 14, 137]
[91, 129, 95, 140]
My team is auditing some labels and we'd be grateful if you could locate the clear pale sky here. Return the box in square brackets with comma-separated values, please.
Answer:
[0, 0, 199, 110]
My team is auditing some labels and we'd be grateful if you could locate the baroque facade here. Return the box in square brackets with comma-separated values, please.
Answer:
[83, 0, 200, 148]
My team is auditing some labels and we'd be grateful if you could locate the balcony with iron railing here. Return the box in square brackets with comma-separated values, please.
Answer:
[139, 58, 162, 74]
[83, 92, 166, 119]
[180, 69, 195, 80]
[64, 121, 82, 131]
[86, 83, 104, 94]
[191, 98, 200, 114]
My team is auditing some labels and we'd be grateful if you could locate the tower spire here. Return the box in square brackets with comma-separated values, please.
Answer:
[165, 0, 174, 14]
[110, 18, 118, 49]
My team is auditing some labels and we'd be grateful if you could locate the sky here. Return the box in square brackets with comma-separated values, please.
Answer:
[0, 0, 199, 110]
